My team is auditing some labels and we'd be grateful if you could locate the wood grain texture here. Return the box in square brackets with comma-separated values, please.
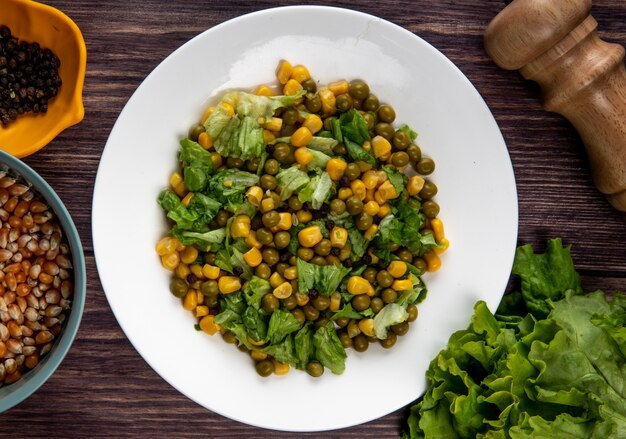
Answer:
[1, 0, 625, 437]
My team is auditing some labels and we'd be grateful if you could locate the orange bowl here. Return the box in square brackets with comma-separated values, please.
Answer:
[0, 0, 86, 157]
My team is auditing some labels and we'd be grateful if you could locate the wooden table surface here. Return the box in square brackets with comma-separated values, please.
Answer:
[1, 0, 625, 437]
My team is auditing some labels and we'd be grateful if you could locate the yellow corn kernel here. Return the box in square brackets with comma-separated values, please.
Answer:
[283, 266, 298, 280]
[367, 249, 380, 264]
[328, 80, 349, 96]
[211, 152, 223, 168]
[190, 264, 204, 280]
[350, 179, 366, 201]
[230, 219, 251, 239]
[364, 189, 375, 203]
[357, 161, 373, 173]
[178, 190, 192, 207]
[294, 147, 314, 166]
[358, 318, 375, 337]
[220, 101, 235, 117]
[338, 187, 352, 200]
[290, 65, 311, 83]
[283, 79, 303, 96]
[295, 292, 309, 306]
[374, 189, 386, 206]
[298, 225, 323, 248]
[276, 212, 293, 231]
[407, 175, 426, 196]
[372, 135, 392, 161]
[156, 236, 179, 256]
[202, 264, 220, 279]
[201, 106, 214, 124]
[434, 238, 450, 255]
[199, 315, 220, 335]
[424, 251, 442, 272]
[302, 114, 323, 134]
[269, 272, 284, 289]
[347, 276, 374, 295]
[218, 276, 241, 294]
[364, 224, 379, 240]
[183, 289, 198, 311]
[291, 126, 313, 147]
[198, 131, 213, 149]
[243, 247, 263, 267]
[276, 60, 293, 84]
[273, 281, 293, 299]
[363, 201, 380, 217]
[255, 85, 274, 96]
[160, 252, 180, 271]
[175, 262, 191, 280]
[246, 186, 263, 207]
[263, 116, 282, 132]
[318, 87, 336, 114]
[362, 140, 371, 151]
[378, 203, 391, 218]
[173, 181, 188, 198]
[362, 170, 380, 190]
[329, 292, 341, 312]
[170, 171, 183, 188]
[260, 197, 275, 213]
[245, 231, 263, 250]
[387, 261, 407, 278]
[326, 158, 347, 181]
[251, 350, 268, 361]
[263, 129, 276, 144]
[273, 360, 290, 375]
[430, 218, 445, 243]
[392, 278, 413, 292]
[330, 227, 348, 248]
[378, 180, 399, 201]
[195, 305, 209, 317]
[296, 209, 312, 224]
[196, 289, 205, 303]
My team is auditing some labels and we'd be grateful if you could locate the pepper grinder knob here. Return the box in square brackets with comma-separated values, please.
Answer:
[485, 0, 626, 212]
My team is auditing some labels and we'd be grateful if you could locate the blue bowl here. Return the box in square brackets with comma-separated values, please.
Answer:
[0, 150, 86, 412]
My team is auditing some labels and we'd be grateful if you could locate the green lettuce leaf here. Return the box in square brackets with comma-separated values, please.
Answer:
[276, 166, 310, 201]
[374, 303, 409, 339]
[345, 139, 377, 166]
[339, 109, 370, 145]
[242, 276, 271, 310]
[266, 309, 302, 345]
[313, 322, 347, 375]
[298, 171, 333, 209]
[296, 258, 351, 296]
[179, 138, 215, 192]
[294, 324, 315, 370]
[264, 334, 296, 365]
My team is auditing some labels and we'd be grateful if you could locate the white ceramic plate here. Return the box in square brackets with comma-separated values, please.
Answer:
[93, 5, 518, 432]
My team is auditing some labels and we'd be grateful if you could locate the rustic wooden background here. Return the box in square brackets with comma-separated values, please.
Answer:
[1, 0, 625, 437]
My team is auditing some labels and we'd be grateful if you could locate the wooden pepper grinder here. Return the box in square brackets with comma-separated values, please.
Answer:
[484, 0, 626, 212]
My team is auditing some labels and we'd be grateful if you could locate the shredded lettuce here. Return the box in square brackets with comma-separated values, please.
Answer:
[339, 109, 370, 145]
[276, 166, 310, 201]
[298, 171, 333, 209]
[374, 303, 409, 339]
[313, 322, 347, 375]
[296, 258, 351, 296]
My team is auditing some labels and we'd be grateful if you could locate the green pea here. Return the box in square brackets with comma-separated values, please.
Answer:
[313, 296, 330, 311]
[380, 333, 397, 349]
[246, 158, 260, 173]
[422, 200, 440, 219]
[381, 287, 398, 303]
[262, 293, 280, 314]
[345, 163, 361, 180]
[288, 196, 303, 211]
[292, 308, 306, 325]
[226, 157, 244, 169]
[336, 94, 353, 112]
[170, 278, 188, 298]
[339, 331, 353, 348]
[355, 212, 373, 231]
[305, 95, 322, 113]
[188, 123, 205, 141]
[255, 359, 275, 377]
[416, 157, 435, 175]
[377, 105, 396, 123]
[333, 143, 347, 155]
[262, 211, 280, 228]
[397, 248, 414, 263]
[314, 239, 332, 256]
[362, 112, 376, 130]
[282, 108, 299, 125]
[393, 130, 411, 150]
[335, 317, 350, 328]
[419, 181, 438, 200]
[304, 304, 320, 321]
[203, 252, 217, 265]
[348, 80, 370, 101]
[407, 304, 418, 322]
[297, 247, 314, 261]
[375, 122, 395, 140]
[310, 256, 326, 266]
[392, 321, 410, 336]
[222, 331, 238, 344]
[283, 294, 298, 310]
[351, 294, 371, 312]
[274, 231, 291, 249]
[391, 151, 410, 168]
[302, 78, 317, 93]
[362, 94, 379, 112]
[262, 247, 279, 266]
[346, 196, 363, 215]
[353, 334, 369, 352]
[200, 280, 219, 297]
[306, 361, 324, 377]
[215, 210, 231, 227]
[376, 271, 394, 288]
[264, 158, 280, 175]
[260, 174, 278, 190]
[407, 144, 422, 163]
[370, 297, 384, 314]
[330, 198, 346, 215]
[256, 227, 274, 245]
[362, 267, 378, 284]
[273, 143, 292, 163]
[255, 263, 271, 280]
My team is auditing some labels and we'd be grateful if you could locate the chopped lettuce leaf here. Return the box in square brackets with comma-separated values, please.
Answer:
[294, 324, 315, 370]
[339, 109, 370, 145]
[297, 258, 351, 296]
[242, 306, 267, 343]
[242, 276, 271, 310]
[345, 139, 377, 167]
[374, 303, 409, 339]
[171, 227, 226, 251]
[298, 172, 333, 209]
[348, 227, 369, 258]
[307, 136, 338, 154]
[208, 169, 259, 213]
[179, 138, 215, 192]
[266, 309, 302, 345]
[313, 322, 347, 375]
[264, 334, 296, 365]
[276, 166, 310, 201]
[383, 165, 407, 197]
[308, 149, 332, 171]
[331, 303, 364, 320]
[397, 123, 418, 142]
